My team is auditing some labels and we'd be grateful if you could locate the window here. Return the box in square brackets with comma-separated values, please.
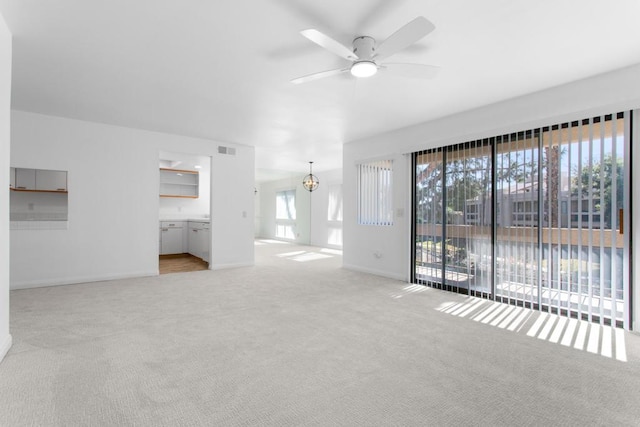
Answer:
[327, 184, 343, 221]
[357, 160, 393, 226]
[276, 189, 296, 220]
[275, 189, 296, 239]
[327, 183, 343, 246]
[413, 112, 631, 329]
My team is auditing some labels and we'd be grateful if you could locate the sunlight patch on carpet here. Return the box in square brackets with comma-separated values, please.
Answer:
[320, 248, 343, 255]
[390, 284, 429, 299]
[276, 250, 333, 262]
[256, 239, 291, 245]
[435, 297, 628, 362]
[277, 251, 307, 257]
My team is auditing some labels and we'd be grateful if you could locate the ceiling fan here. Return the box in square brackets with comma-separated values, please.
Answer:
[290, 16, 439, 84]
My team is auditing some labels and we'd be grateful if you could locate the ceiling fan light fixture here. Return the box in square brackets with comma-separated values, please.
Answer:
[350, 60, 377, 78]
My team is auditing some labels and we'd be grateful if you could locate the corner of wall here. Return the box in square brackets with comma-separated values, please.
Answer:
[0, 334, 12, 362]
[632, 109, 639, 331]
[0, 10, 12, 363]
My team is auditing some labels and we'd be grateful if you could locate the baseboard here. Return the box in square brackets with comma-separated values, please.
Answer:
[209, 261, 255, 270]
[10, 270, 159, 290]
[342, 263, 406, 282]
[0, 334, 12, 363]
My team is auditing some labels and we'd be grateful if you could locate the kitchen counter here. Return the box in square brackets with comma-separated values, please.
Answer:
[160, 217, 210, 223]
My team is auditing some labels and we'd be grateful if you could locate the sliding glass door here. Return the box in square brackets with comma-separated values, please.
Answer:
[412, 112, 630, 328]
[537, 115, 628, 325]
[494, 131, 540, 308]
[444, 141, 492, 295]
[415, 149, 444, 285]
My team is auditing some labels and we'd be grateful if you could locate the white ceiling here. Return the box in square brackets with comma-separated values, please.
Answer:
[2, 0, 640, 182]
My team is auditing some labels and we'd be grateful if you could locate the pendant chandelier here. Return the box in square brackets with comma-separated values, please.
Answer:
[302, 161, 319, 192]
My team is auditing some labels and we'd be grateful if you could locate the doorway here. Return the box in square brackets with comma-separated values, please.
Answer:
[158, 151, 212, 274]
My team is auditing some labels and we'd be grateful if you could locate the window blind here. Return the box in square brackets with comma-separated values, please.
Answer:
[357, 160, 393, 226]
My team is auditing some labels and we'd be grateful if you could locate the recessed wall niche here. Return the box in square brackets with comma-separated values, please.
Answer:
[9, 167, 69, 229]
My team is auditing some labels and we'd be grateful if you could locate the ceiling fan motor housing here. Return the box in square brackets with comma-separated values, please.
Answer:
[292, 17, 438, 84]
[352, 36, 376, 60]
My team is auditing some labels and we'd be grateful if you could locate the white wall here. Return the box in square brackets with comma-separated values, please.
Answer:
[254, 184, 260, 237]
[210, 145, 255, 269]
[633, 109, 640, 331]
[10, 111, 254, 288]
[343, 62, 640, 293]
[257, 168, 343, 249]
[342, 153, 409, 280]
[0, 11, 12, 363]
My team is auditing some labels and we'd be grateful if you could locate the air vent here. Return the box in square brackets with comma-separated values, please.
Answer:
[218, 146, 236, 155]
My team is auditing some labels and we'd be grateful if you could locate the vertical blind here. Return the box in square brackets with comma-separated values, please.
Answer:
[413, 112, 630, 328]
[357, 159, 393, 226]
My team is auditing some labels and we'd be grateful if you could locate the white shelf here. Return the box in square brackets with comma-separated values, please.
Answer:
[159, 168, 199, 198]
[160, 181, 198, 186]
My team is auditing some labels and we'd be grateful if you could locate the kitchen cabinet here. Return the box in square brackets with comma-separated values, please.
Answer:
[36, 169, 67, 191]
[14, 168, 36, 190]
[160, 168, 199, 198]
[158, 219, 209, 261]
[159, 221, 186, 255]
[188, 221, 210, 262]
[9, 167, 15, 189]
[11, 167, 68, 192]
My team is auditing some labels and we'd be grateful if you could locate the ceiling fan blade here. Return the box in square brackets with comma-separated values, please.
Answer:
[381, 63, 440, 79]
[375, 17, 435, 61]
[290, 68, 349, 85]
[301, 29, 358, 60]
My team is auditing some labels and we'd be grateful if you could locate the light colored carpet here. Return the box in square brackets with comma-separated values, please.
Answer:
[2, 239, 640, 426]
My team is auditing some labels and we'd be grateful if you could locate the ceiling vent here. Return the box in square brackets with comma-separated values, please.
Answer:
[218, 146, 236, 155]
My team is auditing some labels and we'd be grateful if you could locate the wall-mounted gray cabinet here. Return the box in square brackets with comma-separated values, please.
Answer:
[10, 167, 67, 192]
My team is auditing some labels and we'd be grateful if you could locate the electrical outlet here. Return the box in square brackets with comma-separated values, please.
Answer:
[28, 203, 34, 211]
